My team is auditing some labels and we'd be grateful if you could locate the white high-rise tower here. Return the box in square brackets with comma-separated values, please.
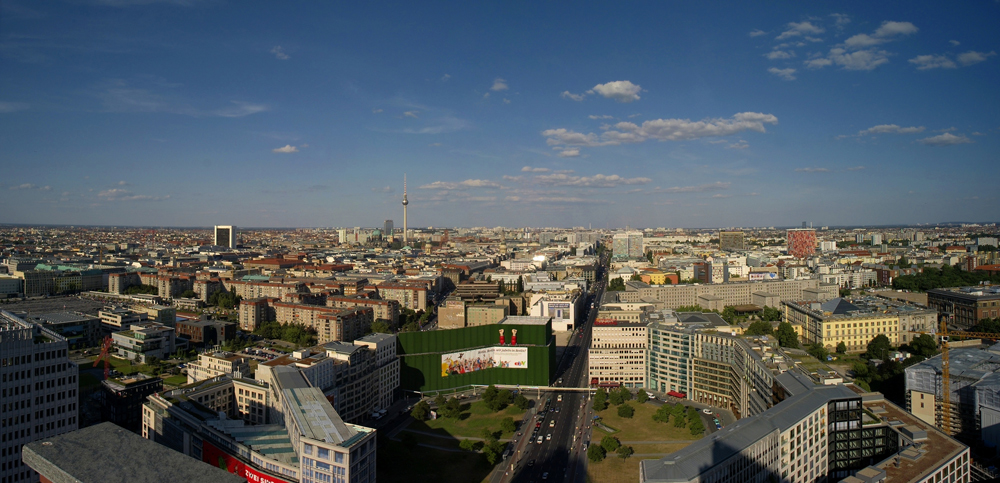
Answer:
[402, 175, 409, 244]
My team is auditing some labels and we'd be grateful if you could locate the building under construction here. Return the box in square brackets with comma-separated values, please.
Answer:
[905, 345, 1000, 448]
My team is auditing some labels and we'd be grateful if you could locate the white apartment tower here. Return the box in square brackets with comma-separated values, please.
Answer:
[0, 311, 79, 483]
[214, 225, 237, 248]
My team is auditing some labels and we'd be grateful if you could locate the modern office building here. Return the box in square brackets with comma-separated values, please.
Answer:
[214, 225, 237, 248]
[0, 311, 79, 483]
[588, 317, 647, 388]
[110, 322, 176, 364]
[186, 351, 253, 384]
[612, 231, 644, 259]
[784, 298, 899, 353]
[620, 278, 839, 310]
[99, 373, 163, 432]
[719, 231, 746, 251]
[175, 318, 236, 346]
[143, 368, 376, 483]
[639, 384, 968, 483]
[787, 228, 817, 259]
[383, 220, 393, 240]
[24, 312, 101, 349]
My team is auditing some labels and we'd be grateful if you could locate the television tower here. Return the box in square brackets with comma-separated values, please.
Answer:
[402, 174, 409, 244]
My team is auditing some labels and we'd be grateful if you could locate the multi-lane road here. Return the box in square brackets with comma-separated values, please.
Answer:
[498, 259, 607, 483]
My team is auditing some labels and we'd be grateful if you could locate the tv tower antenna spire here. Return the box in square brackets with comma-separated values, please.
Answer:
[402, 174, 409, 244]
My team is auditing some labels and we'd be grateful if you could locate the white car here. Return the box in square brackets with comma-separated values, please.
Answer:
[702, 408, 713, 414]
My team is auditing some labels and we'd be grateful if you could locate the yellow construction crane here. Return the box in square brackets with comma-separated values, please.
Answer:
[937, 315, 1000, 435]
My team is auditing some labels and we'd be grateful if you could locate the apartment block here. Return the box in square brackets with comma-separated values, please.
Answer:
[927, 285, 1000, 329]
[783, 298, 906, 353]
[186, 351, 253, 384]
[373, 282, 428, 311]
[110, 322, 176, 364]
[588, 318, 647, 388]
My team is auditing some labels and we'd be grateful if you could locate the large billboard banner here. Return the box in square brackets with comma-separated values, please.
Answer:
[441, 346, 528, 376]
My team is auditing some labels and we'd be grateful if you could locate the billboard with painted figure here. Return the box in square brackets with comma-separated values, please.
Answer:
[441, 346, 528, 377]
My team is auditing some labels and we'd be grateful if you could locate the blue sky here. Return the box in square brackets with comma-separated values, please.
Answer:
[1, 1, 997, 229]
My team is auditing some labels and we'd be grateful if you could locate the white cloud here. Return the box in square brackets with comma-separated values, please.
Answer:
[588, 80, 642, 103]
[712, 194, 732, 199]
[97, 188, 168, 201]
[795, 167, 831, 173]
[372, 109, 383, 113]
[918, 133, 972, 146]
[847, 166, 866, 171]
[212, 101, 268, 118]
[561, 91, 586, 102]
[371, 186, 394, 193]
[491, 78, 509, 91]
[776, 21, 824, 41]
[0, 101, 29, 113]
[533, 173, 651, 187]
[824, 48, 890, 70]
[950, 40, 961, 47]
[958, 50, 996, 66]
[428, 142, 442, 147]
[420, 179, 502, 190]
[830, 13, 851, 29]
[502, 175, 524, 182]
[938, 127, 957, 132]
[272, 145, 298, 153]
[557, 149, 581, 158]
[9, 183, 37, 190]
[589, 115, 613, 120]
[483, 93, 490, 99]
[804, 57, 833, 69]
[874, 21, 918, 38]
[403, 111, 419, 118]
[270, 46, 289, 60]
[765, 50, 795, 60]
[749, 29, 767, 37]
[858, 124, 925, 135]
[768, 67, 797, 80]
[521, 166, 550, 173]
[542, 112, 778, 149]
[441, 74, 451, 81]
[909, 54, 957, 70]
[726, 140, 749, 149]
[657, 182, 731, 193]
[503, 98, 511, 104]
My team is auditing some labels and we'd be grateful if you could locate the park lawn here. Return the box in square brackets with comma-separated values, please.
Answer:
[377, 439, 491, 483]
[87, 355, 157, 375]
[399, 429, 465, 450]
[592, 402, 704, 442]
[415, 401, 525, 439]
[586, 455, 642, 483]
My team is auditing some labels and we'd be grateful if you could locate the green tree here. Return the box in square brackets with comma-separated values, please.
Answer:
[607, 277, 626, 291]
[513, 393, 530, 410]
[500, 417, 516, 433]
[587, 444, 606, 462]
[721, 306, 738, 324]
[836, 341, 848, 354]
[671, 404, 687, 427]
[434, 394, 446, 408]
[616, 445, 634, 460]
[459, 439, 477, 452]
[652, 404, 671, 423]
[745, 321, 774, 336]
[630, 273, 642, 281]
[609, 388, 624, 406]
[807, 343, 829, 361]
[617, 403, 635, 419]
[369, 320, 391, 334]
[516, 276, 524, 293]
[179, 289, 197, 298]
[865, 334, 893, 360]
[482, 440, 505, 465]
[400, 321, 420, 332]
[761, 306, 782, 322]
[410, 400, 430, 421]
[909, 333, 937, 357]
[775, 322, 799, 348]
[897, 256, 912, 268]
[636, 390, 649, 404]
[600, 435, 620, 453]
[593, 388, 608, 411]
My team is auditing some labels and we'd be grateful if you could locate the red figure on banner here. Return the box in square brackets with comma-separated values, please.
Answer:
[511, 329, 517, 346]
[499, 329, 505, 345]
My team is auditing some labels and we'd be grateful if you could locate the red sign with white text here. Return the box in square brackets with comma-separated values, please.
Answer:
[203, 440, 295, 483]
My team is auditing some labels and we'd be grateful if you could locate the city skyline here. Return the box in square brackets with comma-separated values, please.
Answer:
[1, 2, 998, 228]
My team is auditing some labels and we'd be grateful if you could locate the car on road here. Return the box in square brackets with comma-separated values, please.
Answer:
[545, 433, 552, 441]
[557, 394, 562, 402]
[537, 436, 544, 444]
[549, 420, 555, 427]
[583, 442, 589, 451]
[702, 408, 713, 414]
[536, 422, 542, 429]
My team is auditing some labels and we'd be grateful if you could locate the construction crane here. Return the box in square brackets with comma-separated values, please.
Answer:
[93, 336, 113, 379]
[937, 314, 1000, 435]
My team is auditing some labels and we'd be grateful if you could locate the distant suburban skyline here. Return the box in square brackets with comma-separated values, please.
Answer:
[1, 2, 997, 228]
